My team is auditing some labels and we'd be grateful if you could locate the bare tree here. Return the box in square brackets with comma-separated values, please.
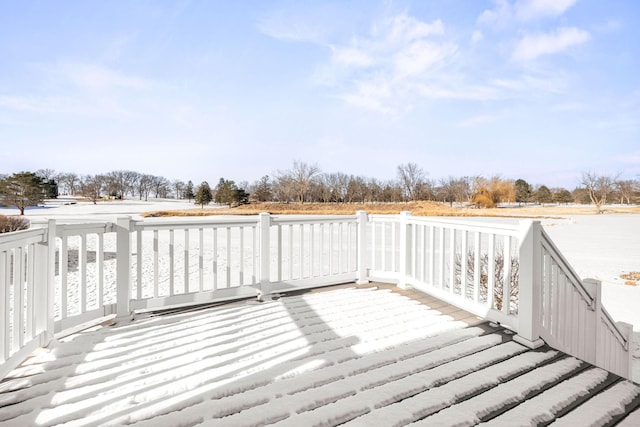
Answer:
[80, 174, 105, 204]
[397, 163, 425, 202]
[346, 176, 368, 203]
[136, 174, 154, 201]
[322, 172, 349, 203]
[57, 172, 80, 195]
[172, 179, 185, 199]
[380, 180, 404, 202]
[36, 168, 57, 181]
[277, 161, 320, 203]
[273, 174, 295, 203]
[107, 170, 139, 200]
[580, 171, 619, 214]
[615, 180, 635, 205]
[365, 178, 383, 203]
[152, 176, 170, 198]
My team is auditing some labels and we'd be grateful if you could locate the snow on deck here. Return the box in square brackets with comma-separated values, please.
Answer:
[0, 286, 639, 426]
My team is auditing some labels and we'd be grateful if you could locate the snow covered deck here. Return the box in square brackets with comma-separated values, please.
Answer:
[1, 284, 639, 426]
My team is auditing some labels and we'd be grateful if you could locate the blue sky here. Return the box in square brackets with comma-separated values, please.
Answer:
[0, 0, 638, 189]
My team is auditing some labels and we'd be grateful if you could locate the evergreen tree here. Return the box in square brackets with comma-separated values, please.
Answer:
[252, 175, 273, 202]
[194, 181, 213, 208]
[214, 178, 238, 207]
[45, 178, 59, 199]
[0, 172, 47, 215]
[183, 180, 195, 201]
[213, 178, 249, 207]
[514, 179, 532, 205]
[236, 187, 249, 205]
[553, 188, 573, 204]
[534, 185, 553, 204]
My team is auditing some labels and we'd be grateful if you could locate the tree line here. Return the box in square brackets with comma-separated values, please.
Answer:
[1, 163, 638, 215]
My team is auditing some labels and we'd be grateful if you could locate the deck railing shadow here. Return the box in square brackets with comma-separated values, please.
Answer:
[0, 288, 367, 425]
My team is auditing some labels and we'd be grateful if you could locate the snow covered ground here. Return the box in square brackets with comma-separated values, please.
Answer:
[0, 197, 199, 221]
[2, 200, 639, 379]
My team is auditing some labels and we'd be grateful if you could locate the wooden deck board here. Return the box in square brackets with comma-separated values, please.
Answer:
[1, 284, 638, 426]
[286, 281, 485, 327]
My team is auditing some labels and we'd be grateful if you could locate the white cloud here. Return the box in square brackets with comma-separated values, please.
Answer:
[58, 63, 155, 92]
[392, 40, 457, 80]
[478, 0, 578, 26]
[339, 78, 395, 114]
[0, 62, 162, 120]
[385, 16, 444, 44]
[551, 102, 587, 112]
[478, 0, 513, 27]
[318, 13, 461, 113]
[512, 27, 590, 61]
[257, 6, 336, 44]
[331, 46, 375, 68]
[515, 0, 578, 21]
[269, 7, 578, 114]
[0, 95, 87, 115]
[471, 30, 484, 44]
[457, 114, 499, 128]
[415, 83, 499, 101]
[492, 72, 566, 94]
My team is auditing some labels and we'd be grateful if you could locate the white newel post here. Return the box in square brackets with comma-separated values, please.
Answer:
[513, 220, 544, 349]
[398, 211, 411, 290]
[614, 320, 633, 379]
[258, 213, 271, 300]
[591, 278, 604, 367]
[617, 321, 633, 379]
[583, 278, 599, 365]
[35, 219, 56, 345]
[588, 277, 632, 378]
[356, 211, 369, 285]
[116, 216, 133, 320]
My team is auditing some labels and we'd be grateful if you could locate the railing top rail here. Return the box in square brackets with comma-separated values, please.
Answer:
[0, 227, 47, 249]
[133, 216, 260, 231]
[56, 222, 116, 235]
[414, 215, 519, 229]
[272, 214, 358, 225]
[601, 305, 630, 349]
[368, 214, 402, 222]
[540, 228, 595, 307]
[405, 215, 521, 235]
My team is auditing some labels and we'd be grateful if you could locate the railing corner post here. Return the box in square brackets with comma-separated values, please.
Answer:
[513, 220, 544, 349]
[586, 278, 604, 366]
[398, 211, 412, 290]
[116, 216, 133, 320]
[356, 210, 369, 285]
[617, 321, 633, 379]
[37, 219, 57, 345]
[258, 212, 272, 300]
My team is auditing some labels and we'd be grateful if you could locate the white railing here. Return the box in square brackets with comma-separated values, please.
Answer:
[0, 222, 54, 379]
[54, 221, 118, 332]
[0, 212, 633, 380]
[386, 213, 523, 329]
[113, 214, 362, 313]
[538, 228, 633, 378]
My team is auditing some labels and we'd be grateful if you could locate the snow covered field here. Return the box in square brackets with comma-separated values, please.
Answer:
[2, 199, 639, 380]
